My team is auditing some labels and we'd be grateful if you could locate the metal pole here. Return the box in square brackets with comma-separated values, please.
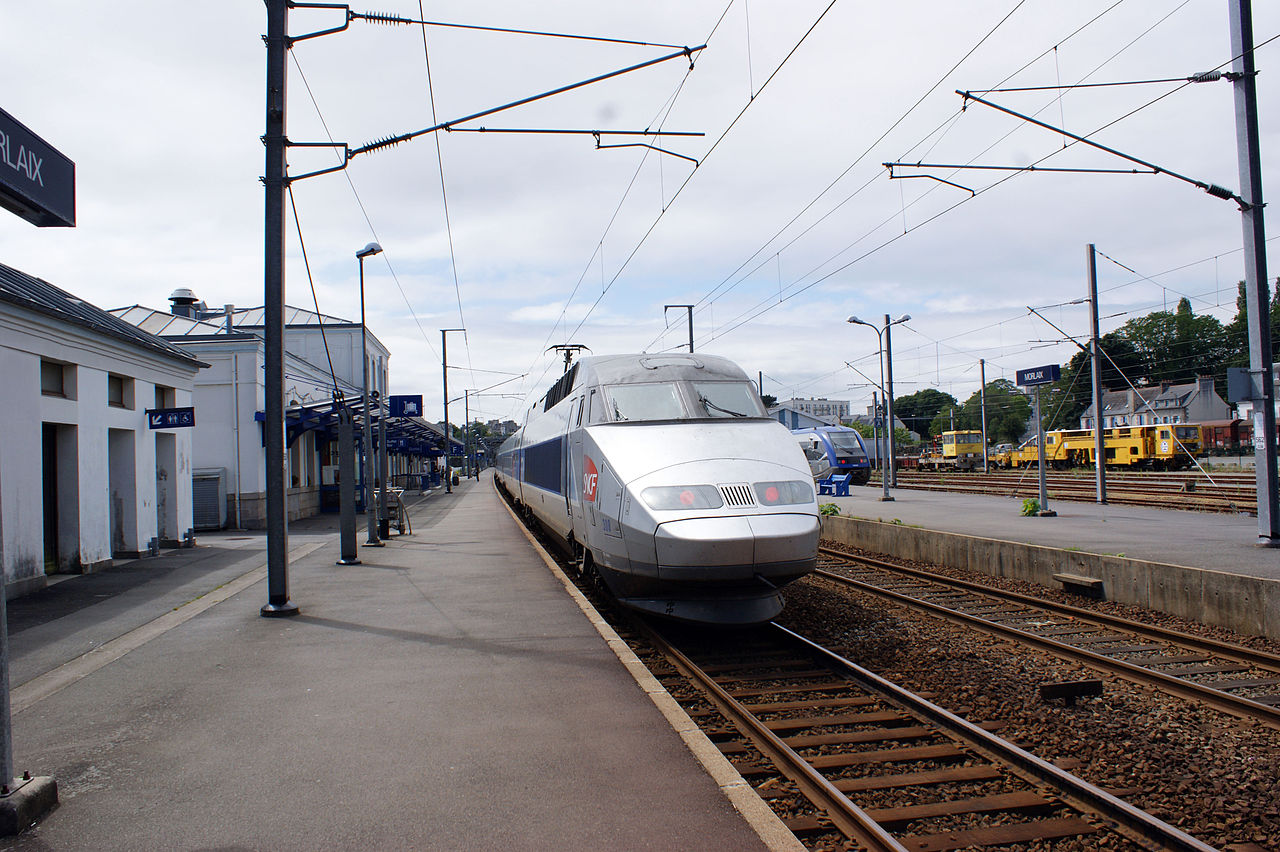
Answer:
[1087, 244, 1108, 504]
[360, 260, 381, 547]
[884, 314, 898, 487]
[1229, 0, 1279, 545]
[377, 390, 389, 537]
[980, 358, 989, 472]
[443, 330, 451, 493]
[464, 390, 472, 479]
[1034, 385, 1056, 517]
[665, 305, 694, 352]
[337, 405, 359, 564]
[0, 554, 13, 787]
[441, 329, 465, 493]
[260, 0, 297, 617]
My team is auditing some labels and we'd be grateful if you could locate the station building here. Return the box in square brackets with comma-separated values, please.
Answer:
[112, 291, 455, 530]
[0, 263, 204, 597]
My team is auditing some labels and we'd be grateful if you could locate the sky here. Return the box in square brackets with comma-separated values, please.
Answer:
[3, 1, 1277, 427]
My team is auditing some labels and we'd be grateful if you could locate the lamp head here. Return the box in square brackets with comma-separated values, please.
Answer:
[356, 242, 383, 259]
[895, 313, 911, 324]
[846, 315, 866, 326]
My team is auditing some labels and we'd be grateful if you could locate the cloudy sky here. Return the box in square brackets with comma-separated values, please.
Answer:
[3, 1, 1277, 425]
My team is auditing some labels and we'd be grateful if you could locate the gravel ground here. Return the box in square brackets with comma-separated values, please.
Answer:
[775, 556, 1280, 851]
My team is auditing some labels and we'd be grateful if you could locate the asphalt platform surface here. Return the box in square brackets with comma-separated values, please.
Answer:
[822, 482, 1278, 580]
[1, 477, 771, 850]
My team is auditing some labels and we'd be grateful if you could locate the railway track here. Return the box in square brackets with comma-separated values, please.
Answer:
[816, 546, 1280, 730]
[634, 617, 1215, 851]
[883, 470, 1257, 514]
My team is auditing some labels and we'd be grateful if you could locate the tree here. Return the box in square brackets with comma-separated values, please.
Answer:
[761, 394, 778, 409]
[1043, 332, 1143, 431]
[893, 388, 957, 438]
[949, 379, 1032, 444]
[1119, 298, 1229, 391]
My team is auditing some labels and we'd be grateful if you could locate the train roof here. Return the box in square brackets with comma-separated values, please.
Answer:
[574, 353, 751, 386]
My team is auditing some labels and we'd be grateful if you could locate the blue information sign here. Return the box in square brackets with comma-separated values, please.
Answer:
[389, 395, 424, 418]
[1016, 364, 1061, 386]
[147, 407, 195, 429]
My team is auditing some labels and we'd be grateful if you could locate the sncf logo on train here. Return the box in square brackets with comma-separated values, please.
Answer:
[583, 456, 599, 502]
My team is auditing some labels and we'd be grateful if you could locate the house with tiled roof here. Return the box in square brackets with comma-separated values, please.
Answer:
[1078, 376, 1230, 429]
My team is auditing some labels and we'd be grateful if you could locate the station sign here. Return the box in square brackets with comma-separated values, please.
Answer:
[147, 407, 195, 429]
[0, 106, 75, 228]
[389, 394, 424, 417]
[1016, 364, 1061, 387]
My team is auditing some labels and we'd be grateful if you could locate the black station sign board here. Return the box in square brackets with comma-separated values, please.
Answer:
[1016, 364, 1061, 386]
[0, 106, 75, 228]
[147, 407, 196, 429]
[389, 394, 424, 417]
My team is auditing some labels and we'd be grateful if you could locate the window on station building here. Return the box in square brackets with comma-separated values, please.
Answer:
[41, 360, 69, 397]
[108, 374, 134, 409]
[155, 385, 175, 409]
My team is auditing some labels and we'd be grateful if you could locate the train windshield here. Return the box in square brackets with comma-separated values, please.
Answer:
[692, 381, 766, 419]
[605, 383, 685, 421]
[1175, 426, 1199, 441]
[826, 432, 866, 455]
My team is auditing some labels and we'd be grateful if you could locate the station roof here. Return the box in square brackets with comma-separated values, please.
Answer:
[0, 263, 206, 368]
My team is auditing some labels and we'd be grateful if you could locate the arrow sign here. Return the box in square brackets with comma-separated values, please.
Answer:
[147, 407, 195, 429]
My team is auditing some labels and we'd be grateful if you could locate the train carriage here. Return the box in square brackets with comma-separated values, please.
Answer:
[495, 353, 819, 625]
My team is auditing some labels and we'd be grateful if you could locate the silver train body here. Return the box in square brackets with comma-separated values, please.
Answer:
[495, 353, 819, 625]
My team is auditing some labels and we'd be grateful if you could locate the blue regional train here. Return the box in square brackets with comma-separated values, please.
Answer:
[495, 353, 820, 625]
[791, 426, 872, 485]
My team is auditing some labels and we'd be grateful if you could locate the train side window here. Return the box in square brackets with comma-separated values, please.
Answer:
[588, 390, 599, 423]
[575, 397, 584, 427]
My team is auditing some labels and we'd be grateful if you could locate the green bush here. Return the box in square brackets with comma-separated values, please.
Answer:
[1021, 498, 1040, 516]
[819, 503, 840, 516]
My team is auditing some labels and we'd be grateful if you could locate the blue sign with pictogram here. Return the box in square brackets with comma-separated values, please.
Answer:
[389, 395, 424, 418]
[148, 407, 195, 429]
[1016, 365, 1060, 386]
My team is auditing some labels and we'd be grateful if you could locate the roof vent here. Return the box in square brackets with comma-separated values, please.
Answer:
[169, 287, 199, 318]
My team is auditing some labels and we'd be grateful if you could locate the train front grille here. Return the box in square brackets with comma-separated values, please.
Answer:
[719, 483, 755, 507]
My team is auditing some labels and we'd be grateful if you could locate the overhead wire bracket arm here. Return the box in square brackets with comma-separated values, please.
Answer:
[886, 161, 1157, 176]
[285, 2, 354, 43]
[884, 164, 973, 195]
[1026, 306, 1089, 354]
[957, 90, 1247, 208]
[282, 45, 705, 184]
[349, 9, 692, 49]
[595, 136, 699, 165]
[350, 45, 706, 158]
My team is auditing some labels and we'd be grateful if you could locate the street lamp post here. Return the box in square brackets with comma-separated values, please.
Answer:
[441, 328, 465, 493]
[357, 242, 383, 547]
[848, 314, 910, 500]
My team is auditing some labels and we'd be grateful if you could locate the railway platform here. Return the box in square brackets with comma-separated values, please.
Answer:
[820, 484, 1280, 639]
[1, 476, 790, 850]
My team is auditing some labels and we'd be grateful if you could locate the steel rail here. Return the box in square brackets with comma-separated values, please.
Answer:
[775, 623, 1218, 852]
[630, 618, 908, 852]
[819, 548, 1280, 671]
[814, 561, 1280, 728]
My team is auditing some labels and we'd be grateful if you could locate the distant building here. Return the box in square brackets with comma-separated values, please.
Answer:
[770, 405, 837, 430]
[113, 290, 455, 529]
[776, 397, 849, 422]
[1079, 377, 1230, 429]
[1, 264, 204, 597]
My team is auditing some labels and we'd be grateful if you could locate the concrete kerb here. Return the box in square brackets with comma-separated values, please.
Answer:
[821, 514, 1280, 641]
[495, 482, 806, 852]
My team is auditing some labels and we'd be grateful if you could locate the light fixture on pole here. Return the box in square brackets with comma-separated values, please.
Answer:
[357, 242, 383, 547]
[848, 313, 910, 499]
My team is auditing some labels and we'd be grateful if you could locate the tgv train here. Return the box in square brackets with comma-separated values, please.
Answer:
[495, 353, 819, 625]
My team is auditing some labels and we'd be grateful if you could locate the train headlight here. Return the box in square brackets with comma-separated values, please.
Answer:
[641, 485, 724, 510]
[753, 480, 813, 506]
